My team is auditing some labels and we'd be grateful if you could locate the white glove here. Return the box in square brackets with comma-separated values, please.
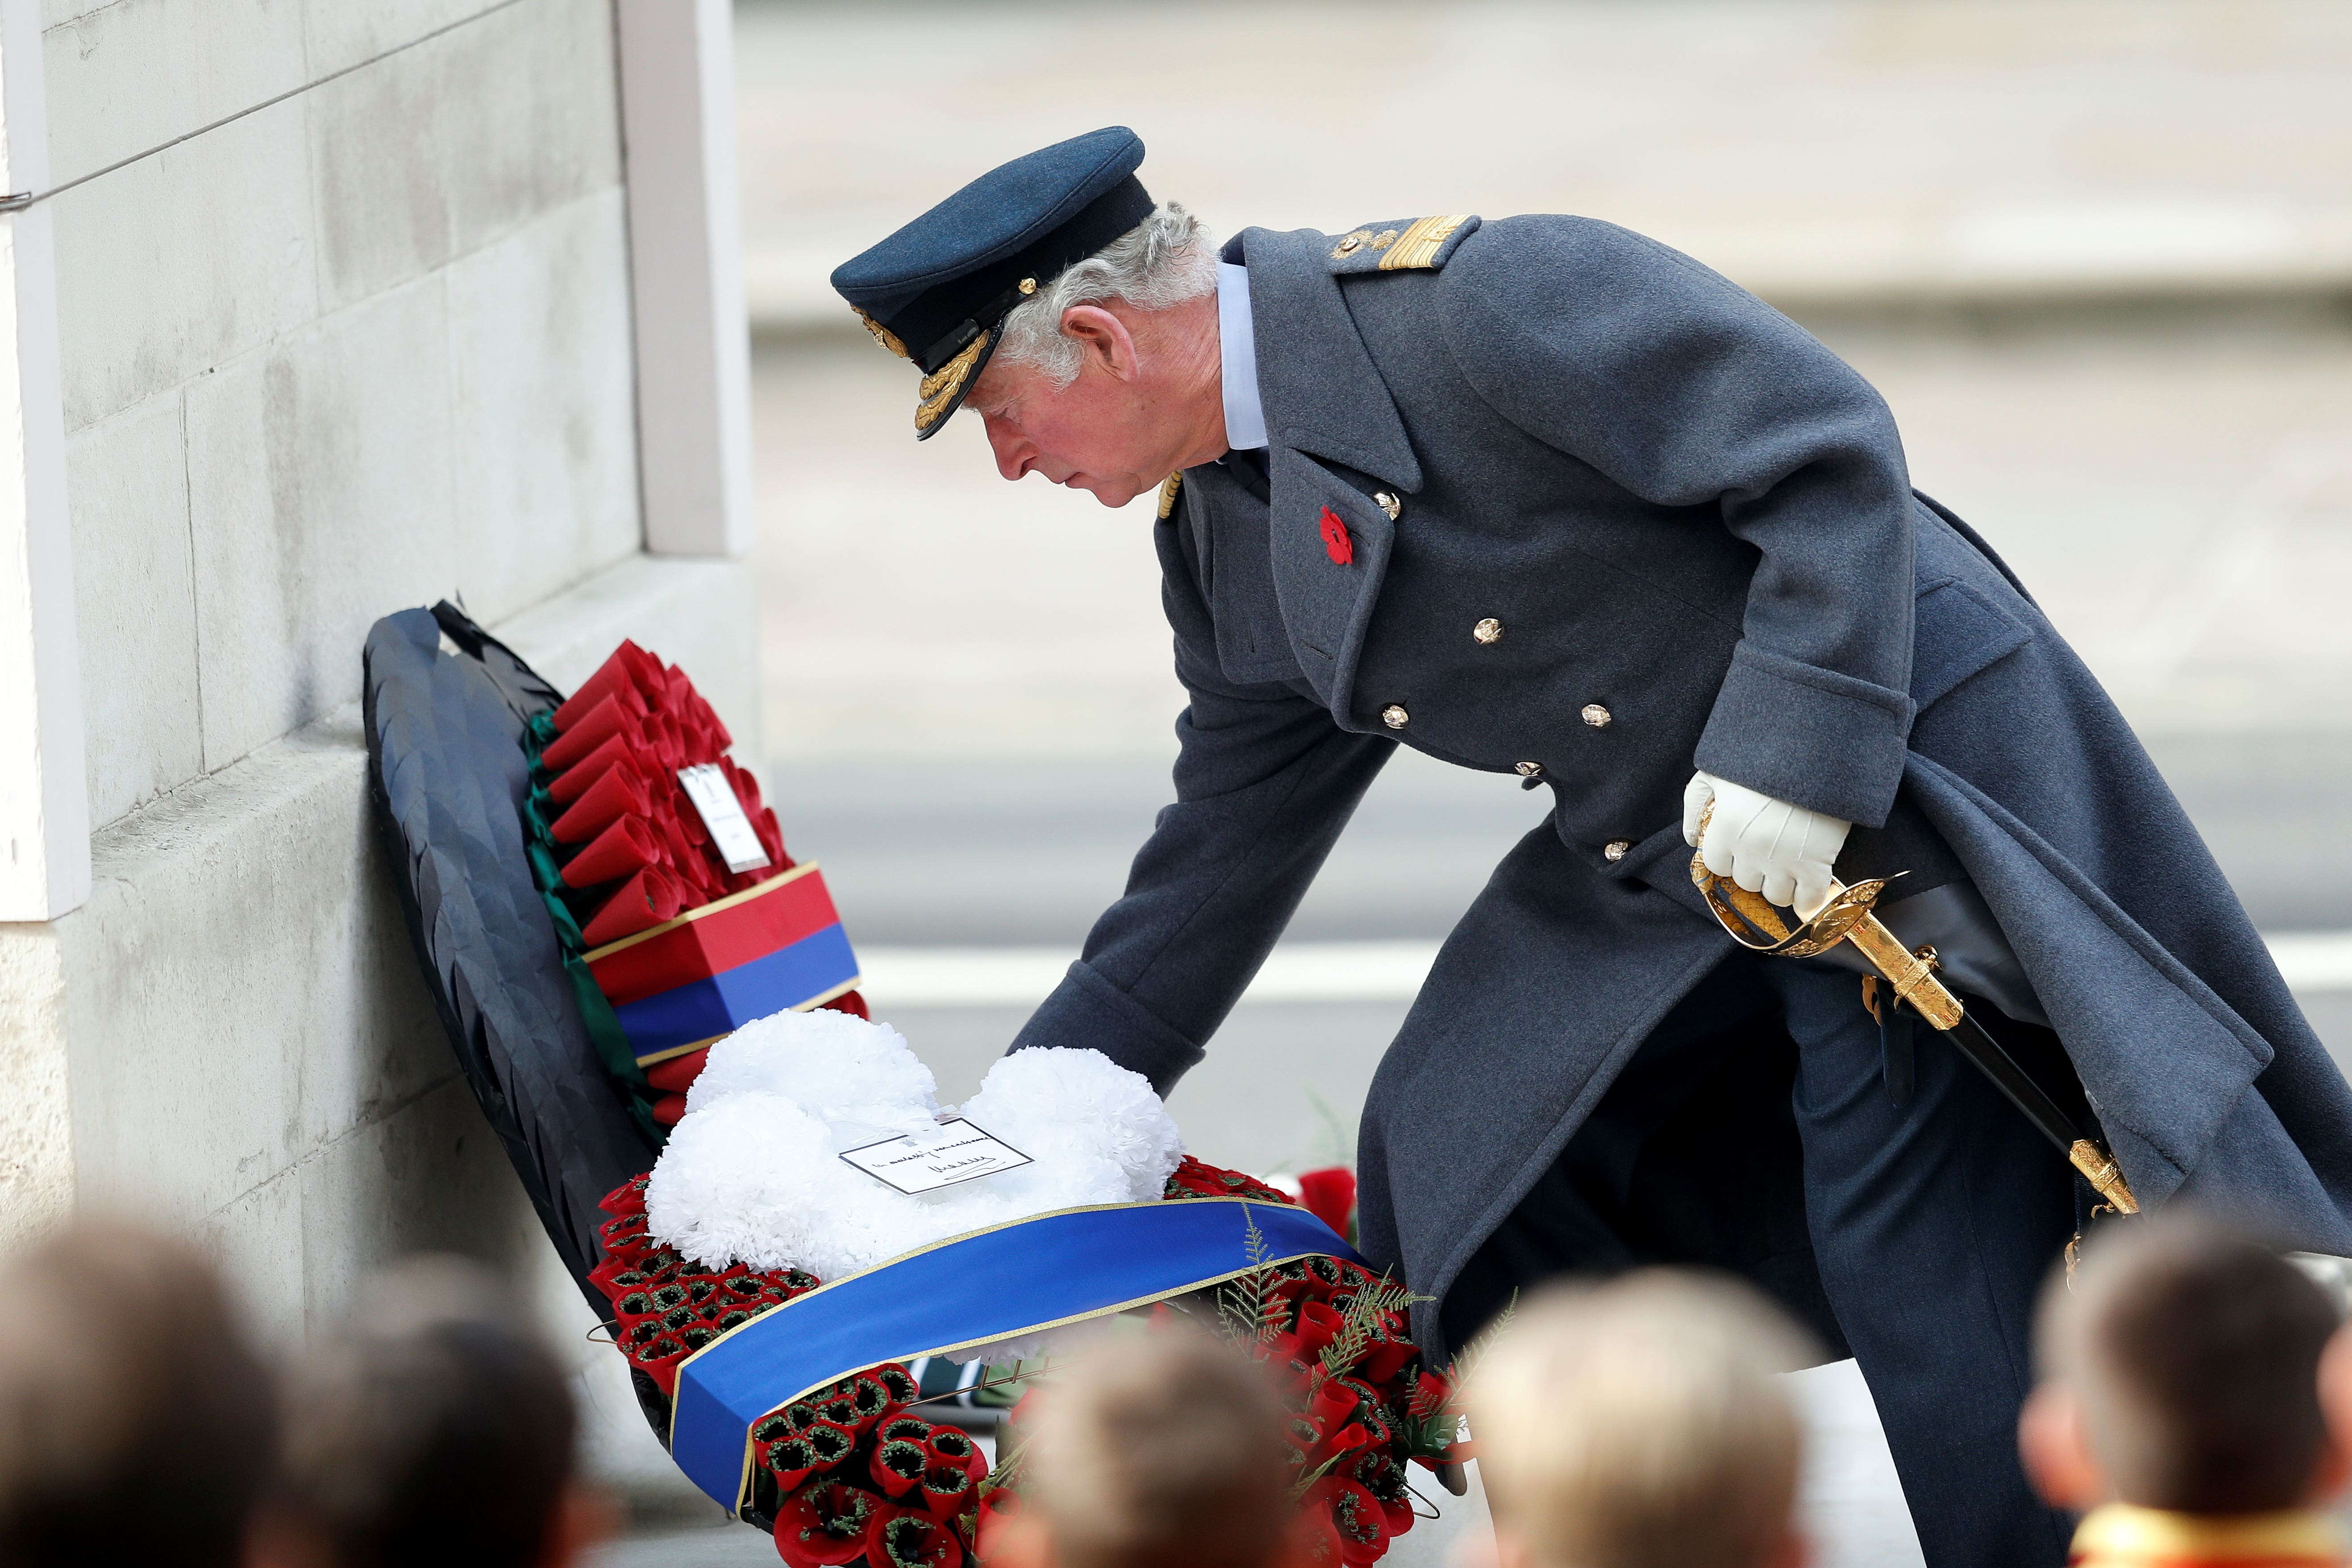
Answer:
[1681, 770, 1852, 918]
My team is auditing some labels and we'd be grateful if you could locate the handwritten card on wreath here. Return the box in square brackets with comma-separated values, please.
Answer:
[839, 1118, 1034, 1195]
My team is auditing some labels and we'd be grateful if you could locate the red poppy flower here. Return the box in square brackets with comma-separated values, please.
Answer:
[773, 1482, 880, 1568]
[920, 1462, 974, 1519]
[928, 1426, 987, 1482]
[1296, 1165, 1358, 1233]
[1318, 507, 1353, 565]
[764, 1435, 824, 1493]
[873, 1362, 921, 1408]
[871, 1437, 928, 1497]
[867, 1506, 963, 1568]
[1312, 1477, 1391, 1567]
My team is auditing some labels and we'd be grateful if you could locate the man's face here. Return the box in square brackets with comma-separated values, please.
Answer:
[961, 298, 1222, 509]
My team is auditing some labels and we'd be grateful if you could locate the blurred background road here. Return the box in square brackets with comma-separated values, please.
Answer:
[597, 2, 2352, 1561]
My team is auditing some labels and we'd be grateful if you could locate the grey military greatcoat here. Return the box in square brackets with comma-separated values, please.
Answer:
[1007, 213, 2352, 1357]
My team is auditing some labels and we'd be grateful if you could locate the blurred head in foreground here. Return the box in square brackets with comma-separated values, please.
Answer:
[1466, 1271, 1813, 1568]
[993, 1326, 1295, 1568]
[2020, 1212, 2349, 1518]
[0, 1221, 275, 1568]
[260, 1256, 609, 1568]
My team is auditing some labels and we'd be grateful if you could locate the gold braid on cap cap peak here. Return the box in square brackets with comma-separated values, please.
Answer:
[853, 307, 910, 360]
[914, 331, 991, 434]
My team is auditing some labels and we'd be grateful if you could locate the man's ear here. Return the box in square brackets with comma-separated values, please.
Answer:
[1057, 304, 1139, 382]
[2018, 1381, 2106, 1512]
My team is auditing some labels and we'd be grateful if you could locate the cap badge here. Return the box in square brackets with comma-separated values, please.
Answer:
[1318, 507, 1353, 566]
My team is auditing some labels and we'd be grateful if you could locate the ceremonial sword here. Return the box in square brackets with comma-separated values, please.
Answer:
[1689, 848, 2139, 1216]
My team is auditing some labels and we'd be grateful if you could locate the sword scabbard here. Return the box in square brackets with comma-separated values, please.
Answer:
[1692, 852, 2141, 1217]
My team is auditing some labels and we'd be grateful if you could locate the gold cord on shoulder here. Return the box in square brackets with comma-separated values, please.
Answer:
[1379, 214, 1471, 271]
[1157, 473, 1183, 519]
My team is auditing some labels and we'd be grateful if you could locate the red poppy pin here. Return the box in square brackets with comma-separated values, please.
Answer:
[1318, 507, 1353, 566]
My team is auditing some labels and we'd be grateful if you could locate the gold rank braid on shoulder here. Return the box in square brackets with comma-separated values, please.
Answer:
[1157, 472, 1182, 519]
[852, 307, 909, 360]
[1379, 214, 1471, 271]
[913, 330, 990, 434]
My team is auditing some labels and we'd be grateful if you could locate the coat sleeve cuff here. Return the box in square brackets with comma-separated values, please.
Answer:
[1694, 641, 1914, 827]
[1007, 961, 1207, 1098]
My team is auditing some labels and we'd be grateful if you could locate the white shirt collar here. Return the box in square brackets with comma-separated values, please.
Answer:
[1217, 261, 1268, 452]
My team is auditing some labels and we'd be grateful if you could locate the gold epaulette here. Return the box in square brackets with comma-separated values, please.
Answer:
[1157, 472, 1183, 519]
[1327, 215, 1481, 274]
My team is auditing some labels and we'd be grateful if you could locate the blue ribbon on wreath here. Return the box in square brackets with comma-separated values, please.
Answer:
[669, 1197, 1361, 1509]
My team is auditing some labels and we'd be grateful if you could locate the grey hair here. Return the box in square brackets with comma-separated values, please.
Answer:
[991, 202, 1217, 387]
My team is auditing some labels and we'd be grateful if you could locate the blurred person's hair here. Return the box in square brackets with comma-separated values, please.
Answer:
[0, 1219, 275, 1568]
[993, 202, 1218, 387]
[2039, 1211, 2339, 1513]
[1013, 1324, 1293, 1568]
[264, 1255, 595, 1568]
[1466, 1270, 1814, 1568]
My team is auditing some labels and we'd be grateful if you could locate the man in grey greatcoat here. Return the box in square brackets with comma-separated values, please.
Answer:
[830, 128, 2352, 1566]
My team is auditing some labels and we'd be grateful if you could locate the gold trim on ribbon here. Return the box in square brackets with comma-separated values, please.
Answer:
[662, 1196, 1332, 1513]
[853, 308, 909, 359]
[1378, 214, 1471, 271]
[581, 861, 824, 965]
[914, 331, 990, 434]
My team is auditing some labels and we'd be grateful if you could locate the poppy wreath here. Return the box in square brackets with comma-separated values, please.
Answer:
[513, 640, 870, 1133]
[591, 1157, 1466, 1566]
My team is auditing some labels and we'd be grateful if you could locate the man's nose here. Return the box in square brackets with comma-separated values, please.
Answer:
[982, 414, 1032, 482]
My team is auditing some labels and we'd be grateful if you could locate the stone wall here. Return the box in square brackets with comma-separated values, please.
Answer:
[0, 0, 762, 1452]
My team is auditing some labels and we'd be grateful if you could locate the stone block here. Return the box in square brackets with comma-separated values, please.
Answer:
[41, 0, 308, 187]
[300, 0, 505, 79]
[445, 191, 641, 625]
[60, 712, 451, 1256]
[307, 0, 621, 312]
[50, 96, 318, 434]
[67, 389, 203, 828]
[185, 275, 458, 771]
[0, 925, 72, 1255]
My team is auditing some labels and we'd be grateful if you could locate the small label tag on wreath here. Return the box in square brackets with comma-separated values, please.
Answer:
[840, 1117, 1034, 1194]
[677, 763, 773, 873]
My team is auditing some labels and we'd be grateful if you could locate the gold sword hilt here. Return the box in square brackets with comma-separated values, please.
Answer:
[1688, 842, 2138, 1214]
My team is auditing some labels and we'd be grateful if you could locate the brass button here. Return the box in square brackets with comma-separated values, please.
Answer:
[1373, 491, 1402, 520]
[1603, 839, 1632, 861]
[1515, 761, 1544, 778]
[1333, 230, 1371, 257]
[1017, 277, 1038, 295]
[1581, 703, 1612, 728]
[1473, 617, 1503, 645]
[1381, 704, 1410, 730]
